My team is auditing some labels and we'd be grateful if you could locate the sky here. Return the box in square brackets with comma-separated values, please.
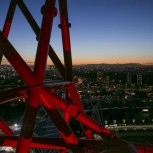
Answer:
[0, 0, 153, 65]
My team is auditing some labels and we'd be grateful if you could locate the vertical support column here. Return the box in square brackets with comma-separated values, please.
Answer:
[58, 0, 73, 81]
[0, 31, 81, 151]
[15, 90, 39, 153]
[32, 0, 81, 149]
[58, 0, 73, 130]
[16, 1, 57, 153]
[0, 0, 17, 64]
[34, 0, 57, 82]
[68, 83, 84, 111]
[17, 0, 66, 79]
[68, 83, 94, 139]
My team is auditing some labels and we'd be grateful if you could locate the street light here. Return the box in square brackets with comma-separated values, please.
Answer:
[122, 119, 126, 125]
[113, 120, 116, 124]
[14, 123, 18, 127]
[104, 120, 108, 125]
[132, 119, 135, 124]
[142, 119, 145, 125]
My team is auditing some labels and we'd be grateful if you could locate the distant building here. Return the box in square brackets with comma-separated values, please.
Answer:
[104, 75, 109, 88]
[137, 73, 143, 87]
[126, 72, 131, 87]
[97, 72, 104, 82]
[97, 72, 109, 88]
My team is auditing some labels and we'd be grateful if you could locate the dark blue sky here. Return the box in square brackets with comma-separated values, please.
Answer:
[0, 0, 153, 65]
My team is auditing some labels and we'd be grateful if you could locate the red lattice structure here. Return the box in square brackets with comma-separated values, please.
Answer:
[0, 0, 153, 152]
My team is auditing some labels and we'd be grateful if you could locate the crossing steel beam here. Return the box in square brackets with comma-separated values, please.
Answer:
[0, 0, 152, 152]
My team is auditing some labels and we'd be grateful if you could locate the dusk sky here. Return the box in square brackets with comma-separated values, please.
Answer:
[0, 0, 153, 65]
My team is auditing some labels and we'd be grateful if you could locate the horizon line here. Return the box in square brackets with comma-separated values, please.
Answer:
[1, 62, 153, 66]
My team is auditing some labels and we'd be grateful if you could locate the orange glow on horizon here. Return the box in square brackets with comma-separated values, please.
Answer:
[1, 57, 153, 66]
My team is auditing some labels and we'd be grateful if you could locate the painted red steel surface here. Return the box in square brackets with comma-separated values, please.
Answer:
[0, 0, 152, 152]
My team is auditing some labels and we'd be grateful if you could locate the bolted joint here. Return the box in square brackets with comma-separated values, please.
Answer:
[41, 5, 57, 17]
[27, 83, 44, 93]
[58, 23, 71, 29]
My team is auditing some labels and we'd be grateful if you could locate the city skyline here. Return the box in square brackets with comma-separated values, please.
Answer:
[0, 0, 153, 65]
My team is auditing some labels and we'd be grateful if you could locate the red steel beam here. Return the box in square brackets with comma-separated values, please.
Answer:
[0, 0, 17, 64]
[0, 117, 14, 136]
[17, 0, 66, 79]
[134, 143, 153, 153]
[0, 29, 124, 147]
[29, 0, 81, 149]
[43, 107, 80, 146]
[15, 90, 40, 153]
[0, 136, 67, 150]
[33, 0, 57, 82]
[42, 89, 117, 140]
[0, 31, 81, 148]
[58, 1, 87, 142]
[0, 81, 72, 105]
[68, 82, 84, 111]
[0, 136, 109, 151]
[0, 1, 133, 152]
[0, 87, 27, 104]
[0, 29, 119, 141]
[68, 83, 94, 139]
[0, 3, 82, 149]
[3, 136, 153, 153]
[15, 1, 58, 152]
[58, 0, 73, 81]
[0, 31, 37, 86]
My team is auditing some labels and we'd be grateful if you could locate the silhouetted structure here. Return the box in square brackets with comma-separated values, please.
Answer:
[0, 0, 153, 153]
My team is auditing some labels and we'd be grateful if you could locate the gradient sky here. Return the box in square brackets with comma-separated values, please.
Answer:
[0, 0, 153, 65]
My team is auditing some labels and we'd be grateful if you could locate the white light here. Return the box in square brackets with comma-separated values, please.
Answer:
[142, 109, 148, 112]
[0, 147, 14, 151]
[122, 119, 126, 123]
[132, 119, 135, 123]
[14, 123, 18, 127]
[113, 120, 116, 124]
[104, 120, 107, 124]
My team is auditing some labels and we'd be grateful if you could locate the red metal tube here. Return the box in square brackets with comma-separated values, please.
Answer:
[0, 30, 117, 143]
[34, 0, 56, 82]
[42, 89, 114, 140]
[15, 90, 40, 153]
[17, 0, 66, 79]
[68, 83, 95, 140]
[0, 31, 37, 86]
[58, 0, 73, 81]
[43, 106, 79, 145]
[134, 143, 153, 153]
[0, 136, 111, 151]
[16, 1, 57, 152]
[0, 0, 17, 64]
[0, 117, 14, 136]
[0, 1, 129, 152]
[0, 30, 80, 147]
[0, 136, 67, 150]
[68, 83, 84, 111]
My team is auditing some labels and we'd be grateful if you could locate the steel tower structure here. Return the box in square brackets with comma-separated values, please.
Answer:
[0, 0, 153, 152]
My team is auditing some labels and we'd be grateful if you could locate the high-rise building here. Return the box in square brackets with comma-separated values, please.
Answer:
[104, 75, 110, 88]
[126, 72, 131, 87]
[97, 72, 104, 82]
[137, 73, 142, 87]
